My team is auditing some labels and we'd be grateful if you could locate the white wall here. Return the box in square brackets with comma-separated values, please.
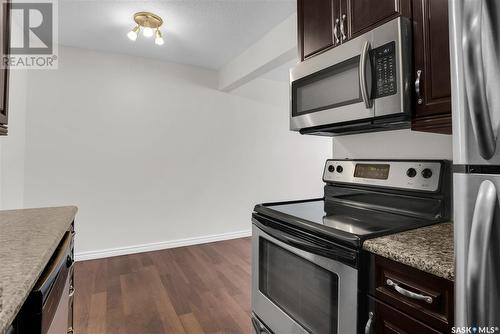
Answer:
[21, 46, 331, 258]
[332, 129, 452, 160]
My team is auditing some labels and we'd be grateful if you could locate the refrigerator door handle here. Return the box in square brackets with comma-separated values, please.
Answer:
[467, 180, 497, 326]
[462, 0, 497, 160]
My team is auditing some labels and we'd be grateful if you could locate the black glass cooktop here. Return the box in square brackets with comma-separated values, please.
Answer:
[253, 198, 441, 248]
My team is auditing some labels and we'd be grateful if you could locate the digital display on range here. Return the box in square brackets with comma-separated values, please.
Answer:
[354, 164, 390, 180]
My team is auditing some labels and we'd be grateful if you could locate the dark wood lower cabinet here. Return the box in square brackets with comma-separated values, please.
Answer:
[369, 297, 444, 334]
[366, 254, 454, 334]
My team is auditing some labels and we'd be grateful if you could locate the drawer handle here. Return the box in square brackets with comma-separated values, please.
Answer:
[364, 312, 374, 334]
[386, 279, 433, 304]
[69, 284, 75, 297]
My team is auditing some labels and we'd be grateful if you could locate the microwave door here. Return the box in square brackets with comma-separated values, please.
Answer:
[289, 17, 412, 132]
[290, 33, 375, 131]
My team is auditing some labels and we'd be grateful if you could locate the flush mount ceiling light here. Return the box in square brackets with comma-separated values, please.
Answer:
[127, 12, 164, 46]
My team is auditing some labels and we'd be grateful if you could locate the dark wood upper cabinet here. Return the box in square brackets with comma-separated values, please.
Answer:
[411, 0, 452, 134]
[298, 0, 335, 60]
[298, 0, 410, 61]
[0, 0, 10, 135]
[346, 0, 411, 39]
[297, 0, 452, 135]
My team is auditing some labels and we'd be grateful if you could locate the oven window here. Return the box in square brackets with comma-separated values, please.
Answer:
[292, 56, 362, 117]
[259, 238, 339, 334]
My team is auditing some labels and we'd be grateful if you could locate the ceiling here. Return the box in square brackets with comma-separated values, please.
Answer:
[59, 0, 296, 70]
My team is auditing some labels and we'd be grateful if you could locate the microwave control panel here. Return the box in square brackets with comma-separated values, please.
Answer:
[373, 41, 397, 98]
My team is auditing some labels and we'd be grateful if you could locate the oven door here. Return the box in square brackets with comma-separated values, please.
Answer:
[290, 17, 411, 132]
[252, 218, 358, 334]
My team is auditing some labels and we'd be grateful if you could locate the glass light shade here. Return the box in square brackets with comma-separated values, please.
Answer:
[127, 30, 138, 41]
[155, 29, 164, 45]
[143, 27, 154, 37]
[127, 25, 139, 41]
[155, 36, 164, 45]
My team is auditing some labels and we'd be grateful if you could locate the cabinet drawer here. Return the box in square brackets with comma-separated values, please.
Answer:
[373, 255, 453, 332]
[367, 296, 444, 334]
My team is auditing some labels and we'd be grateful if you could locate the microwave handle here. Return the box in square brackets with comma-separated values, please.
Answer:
[359, 41, 372, 109]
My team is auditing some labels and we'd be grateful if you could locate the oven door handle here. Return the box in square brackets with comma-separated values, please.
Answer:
[256, 221, 357, 264]
[251, 316, 262, 333]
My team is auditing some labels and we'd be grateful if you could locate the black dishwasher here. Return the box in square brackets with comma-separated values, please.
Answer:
[13, 229, 75, 334]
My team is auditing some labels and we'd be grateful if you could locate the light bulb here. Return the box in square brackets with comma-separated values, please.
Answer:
[127, 25, 139, 41]
[155, 37, 164, 45]
[155, 29, 164, 45]
[143, 27, 154, 38]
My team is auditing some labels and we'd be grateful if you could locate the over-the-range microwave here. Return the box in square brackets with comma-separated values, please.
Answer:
[290, 17, 412, 136]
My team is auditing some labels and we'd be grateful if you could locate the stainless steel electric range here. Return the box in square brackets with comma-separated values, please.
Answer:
[251, 159, 451, 334]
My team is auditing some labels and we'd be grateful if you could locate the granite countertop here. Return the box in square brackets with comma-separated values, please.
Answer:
[363, 222, 454, 281]
[0, 206, 77, 334]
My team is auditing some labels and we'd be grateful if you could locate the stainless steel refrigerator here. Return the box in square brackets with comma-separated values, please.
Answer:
[449, 0, 500, 328]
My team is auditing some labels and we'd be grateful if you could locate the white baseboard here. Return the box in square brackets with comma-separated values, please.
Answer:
[74, 229, 252, 261]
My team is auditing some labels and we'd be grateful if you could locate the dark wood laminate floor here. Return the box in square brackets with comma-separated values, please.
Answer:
[74, 237, 252, 334]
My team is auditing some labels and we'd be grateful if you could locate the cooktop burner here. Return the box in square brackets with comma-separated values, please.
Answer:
[254, 199, 441, 247]
[253, 159, 451, 248]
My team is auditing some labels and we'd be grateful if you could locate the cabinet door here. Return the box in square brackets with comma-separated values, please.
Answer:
[411, 0, 451, 133]
[298, 0, 338, 60]
[0, 0, 10, 129]
[371, 298, 444, 334]
[372, 255, 454, 332]
[345, 0, 411, 38]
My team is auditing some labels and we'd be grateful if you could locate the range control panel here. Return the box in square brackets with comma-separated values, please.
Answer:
[323, 160, 442, 192]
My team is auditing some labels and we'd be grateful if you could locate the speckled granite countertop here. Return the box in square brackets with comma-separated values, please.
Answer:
[0, 206, 77, 334]
[363, 222, 454, 281]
